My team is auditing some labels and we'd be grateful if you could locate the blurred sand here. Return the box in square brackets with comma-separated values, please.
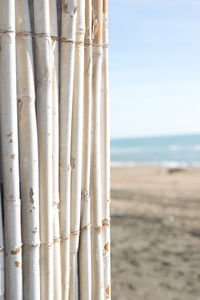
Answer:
[111, 166, 200, 300]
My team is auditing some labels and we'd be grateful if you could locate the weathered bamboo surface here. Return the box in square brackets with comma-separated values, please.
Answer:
[0, 0, 110, 299]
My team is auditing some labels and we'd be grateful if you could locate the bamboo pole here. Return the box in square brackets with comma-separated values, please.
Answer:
[79, 0, 92, 299]
[59, 1, 78, 299]
[0, 187, 4, 300]
[32, 1, 53, 299]
[49, 1, 62, 299]
[16, 0, 40, 299]
[0, 66, 4, 300]
[0, 113, 3, 299]
[0, 1, 22, 299]
[0, 134, 2, 188]
[69, 0, 85, 299]
[101, 1, 111, 299]
[91, 0, 104, 299]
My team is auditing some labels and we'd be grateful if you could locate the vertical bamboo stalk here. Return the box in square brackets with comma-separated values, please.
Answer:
[0, 1, 22, 299]
[59, 1, 77, 299]
[69, 0, 85, 299]
[79, 0, 92, 299]
[16, 0, 40, 299]
[49, 1, 62, 299]
[0, 103, 3, 300]
[101, 1, 111, 299]
[0, 134, 2, 187]
[0, 78, 3, 300]
[91, 0, 104, 299]
[32, 1, 53, 299]
[0, 187, 4, 300]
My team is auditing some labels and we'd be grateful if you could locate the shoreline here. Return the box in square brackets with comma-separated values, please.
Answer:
[111, 162, 200, 168]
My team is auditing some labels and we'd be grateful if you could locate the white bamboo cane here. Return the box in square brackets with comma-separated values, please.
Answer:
[0, 114, 1, 185]
[0, 1, 22, 299]
[59, 1, 77, 299]
[69, 0, 85, 299]
[91, 0, 104, 299]
[16, 0, 40, 299]
[0, 187, 4, 299]
[101, 1, 111, 298]
[0, 100, 3, 300]
[79, 0, 92, 299]
[0, 138, 2, 186]
[49, 1, 62, 299]
[32, 1, 53, 299]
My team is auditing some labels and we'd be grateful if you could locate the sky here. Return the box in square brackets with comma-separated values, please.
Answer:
[108, 0, 200, 138]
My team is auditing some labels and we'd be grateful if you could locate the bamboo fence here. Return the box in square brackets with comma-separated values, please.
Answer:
[0, 0, 110, 299]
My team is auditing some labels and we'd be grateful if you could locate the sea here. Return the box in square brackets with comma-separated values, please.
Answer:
[111, 134, 200, 167]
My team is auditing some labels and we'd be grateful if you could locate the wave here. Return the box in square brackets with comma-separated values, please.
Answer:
[168, 145, 200, 152]
[111, 144, 200, 154]
[111, 147, 145, 154]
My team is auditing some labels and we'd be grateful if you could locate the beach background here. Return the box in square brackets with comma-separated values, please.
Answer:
[110, 134, 200, 300]
[108, 1, 200, 298]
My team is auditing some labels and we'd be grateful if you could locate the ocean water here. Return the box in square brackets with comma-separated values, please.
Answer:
[111, 134, 200, 167]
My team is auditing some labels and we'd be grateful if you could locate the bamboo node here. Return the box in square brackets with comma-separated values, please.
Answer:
[14, 31, 104, 46]
[84, 38, 92, 46]
[63, 2, 78, 16]
[32, 227, 38, 234]
[23, 242, 40, 249]
[61, 235, 70, 241]
[104, 242, 109, 252]
[16, 31, 59, 41]
[81, 190, 90, 201]
[0, 30, 15, 34]
[16, 31, 32, 38]
[60, 38, 74, 44]
[33, 33, 51, 39]
[102, 219, 110, 227]
[80, 224, 91, 232]
[15, 261, 21, 268]
[103, 43, 109, 48]
[41, 242, 53, 248]
[92, 43, 103, 50]
[11, 248, 20, 255]
[10, 154, 15, 160]
[60, 37, 84, 46]
[106, 283, 110, 299]
[53, 237, 61, 244]
[0, 247, 4, 253]
[71, 230, 80, 236]
[63, 4, 68, 13]
[51, 36, 59, 41]
[8, 244, 22, 255]
[94, 226, 102, 233]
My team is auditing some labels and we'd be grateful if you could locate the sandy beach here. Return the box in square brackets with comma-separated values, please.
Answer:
[111, 166, 200, 300]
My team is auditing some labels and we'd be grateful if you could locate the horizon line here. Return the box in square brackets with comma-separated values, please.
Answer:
[111, 132, 200, 140]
